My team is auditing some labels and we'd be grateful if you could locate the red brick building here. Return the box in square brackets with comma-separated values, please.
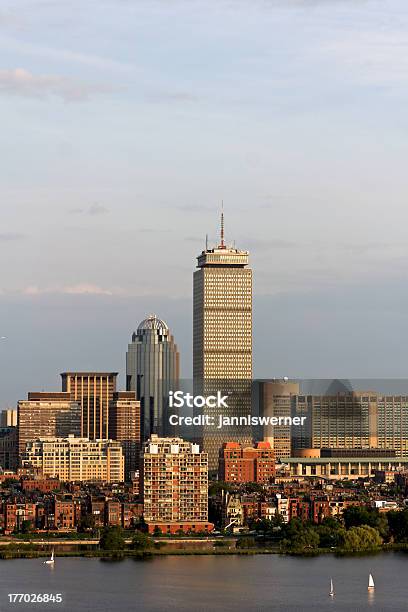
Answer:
[218, 441, 275, 483]
[105, 500, 122, 526]
[22, 478, 60, 493]
[53, 497, 81, 530]
[122, 502, 143, 528]
[146, 521, 214, 535]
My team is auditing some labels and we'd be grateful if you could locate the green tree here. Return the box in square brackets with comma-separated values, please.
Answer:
[249, 516, 284, 534]
[236, 536, 256, 549]
[281, 519, 319, 551]
[79, 513, 95, 532]
[316, 519, 345, 548]
[131, 531, 153, 550]
[387, 509, 408, 543]
[99, 526, 125, 551]
[208, 481, 236, 496]
[134, 516, 148, 532]
[2, 478, 19, 489]
[21, 520, 33, 535]
[343, 506, 389, 539]
[342, 525, 382, 551]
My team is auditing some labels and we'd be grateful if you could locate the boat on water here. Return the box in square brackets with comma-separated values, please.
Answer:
[44, 550, 55, 565]
[368, 574, 375, 590]
[329, 578, 335, 597]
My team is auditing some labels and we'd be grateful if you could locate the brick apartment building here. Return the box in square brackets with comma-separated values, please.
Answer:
[218, 441, 276, 483]
[142, 435, 213, 534]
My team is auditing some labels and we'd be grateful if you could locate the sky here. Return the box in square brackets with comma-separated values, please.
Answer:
[1, 0, 408, 406]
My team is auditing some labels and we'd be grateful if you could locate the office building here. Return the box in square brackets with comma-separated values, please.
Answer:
[0, 409, 17, 428]
[286, 455, 408, 480]
[17, 392, 81, 458]
[294, 391, 408, 457]
[258, 380, 300, 460]
[109, 391, 141, 481]
[218, 441, 275, 483]
[22, 436, 124, 483]
[61, 372, 117, 439]
[193, 213, 253, 469]
[142, 434, 212, 534]
[0, 428, 18, 471]
[126, 315, 179, 440]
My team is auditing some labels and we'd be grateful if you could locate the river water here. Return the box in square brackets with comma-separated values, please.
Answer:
[0, 552, 406, 611]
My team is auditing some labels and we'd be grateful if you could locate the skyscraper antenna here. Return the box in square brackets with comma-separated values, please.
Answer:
[205, 233, 208, 250]
[220, 200, 225, 248]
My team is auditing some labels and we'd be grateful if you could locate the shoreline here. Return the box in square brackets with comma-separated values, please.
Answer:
[1, 542, 407, 560]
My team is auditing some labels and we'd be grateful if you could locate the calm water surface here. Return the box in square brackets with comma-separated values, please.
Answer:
[0, 553, 407, 611]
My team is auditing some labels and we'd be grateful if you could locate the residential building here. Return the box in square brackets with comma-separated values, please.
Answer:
[142, 434, 212, 534]
[22, 436, 124, 483]
[218, 441, 275, 483]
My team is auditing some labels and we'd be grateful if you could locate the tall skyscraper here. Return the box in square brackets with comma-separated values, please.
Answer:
[193, 212, 253, 470]
[109, 391, 141, 481]
[17, 392, 81, 458]
[142, 434, 212, 534]
[126, 314, 179, 440]
[61, 372, 117, 440]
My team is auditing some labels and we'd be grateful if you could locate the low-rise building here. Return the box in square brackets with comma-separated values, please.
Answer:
[22, 437, 124, 483]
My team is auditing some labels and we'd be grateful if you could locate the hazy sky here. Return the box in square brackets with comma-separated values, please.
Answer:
[1, 0, 408, 406]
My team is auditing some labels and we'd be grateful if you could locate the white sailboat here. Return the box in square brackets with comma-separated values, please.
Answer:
[368, 574, 375, 590]
[44, 549, 55, 565]
[329, 578, 335, 597]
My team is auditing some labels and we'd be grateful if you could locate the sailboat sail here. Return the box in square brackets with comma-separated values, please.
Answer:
[329, 578, 334, 596]
[368, 574, 375, 589]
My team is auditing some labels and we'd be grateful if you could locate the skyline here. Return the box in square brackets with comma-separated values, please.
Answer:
[2, 1, 408, 403]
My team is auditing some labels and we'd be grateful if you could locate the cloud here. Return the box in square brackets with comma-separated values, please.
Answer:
[175, 204, 216, 213]
[68, 204, 109, 215]
[0, 232, 26, 241]
[136, 227, 170, 233]
[0, 68, 112, 101]
[325, 30, 408, 86]
[184, 236, 203, 242]
[23, 284, 113, 296]
[0, 36, 135, 74]
[148, 91, 200, 104]
[89, 204, 109, 216]
[62, 283, 113, 295]
[244, 237, 296, 251]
